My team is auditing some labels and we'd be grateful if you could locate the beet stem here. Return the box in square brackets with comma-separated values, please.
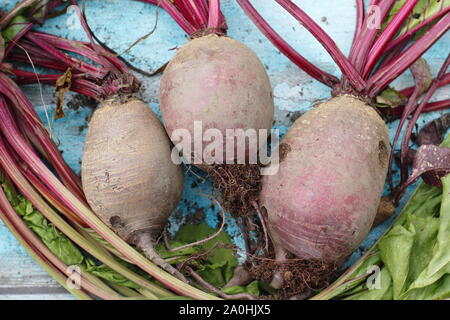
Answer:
[352, 0, 365, 49]
[274, 0, 366, 91]
[400, 73, 450, 97]
[367, 14, 450, 97]
[398, 54, 450, 188]
[184, 266, 257, 300]
[184, 0, 207, 28]
[373, 36, 411, 75]
[135, 232, 189, 283]
[196, 0, 211, 24]
[340, 0, 365, 91]
[160, 0, 198, 35]
[0, 74, 86, 202]
[236, 0, 339, 87]
[363, 0, 419, 78]
[351, 0, 395, 73]
[24, 33, 104, 76]
[383, 4, 450, 54]
[207, 0, 221, 29]
[387, 87, 421, 191]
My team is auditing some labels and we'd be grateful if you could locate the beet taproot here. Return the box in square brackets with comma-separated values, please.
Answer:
[260, 96, 389, 266]
[82, 98, 185, 280]
[160, 34, 274, 165]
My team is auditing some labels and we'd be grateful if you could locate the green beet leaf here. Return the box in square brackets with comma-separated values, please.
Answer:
[159, 222, 238, 288]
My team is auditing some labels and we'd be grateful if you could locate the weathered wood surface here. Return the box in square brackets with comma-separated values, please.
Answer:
[0, 0, 448, 300]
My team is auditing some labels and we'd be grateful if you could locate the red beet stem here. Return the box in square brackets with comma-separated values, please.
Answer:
[399, 54, 450, 185]
[351, 0, 395, 73]
[400, 73, 450, 97]
[8, 27, 140, 99]
[161, 0, 198, 34]
[274, 0, 366, 91]
[237, 0, 339, 87]
[367, 13, 450, 97]
[387, 88, 421, 190]
[352, 0, 365, 47]
[383, 4, 450, 54]
[207, 0, 221, 29]
[140, 0, 226, 36]
[24, 33, 105, 77]
[363, 0, 419, 78]
[0, 74, 86, 202]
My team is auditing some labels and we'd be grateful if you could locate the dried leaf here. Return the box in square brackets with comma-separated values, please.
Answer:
[376, 87, 408, 108]
[54, 68, 73, 120]
[410, 58, 432, 95]
[410, 145, 450, 188]
[374, 196, 397, 227]
[416, 113, 450, 146]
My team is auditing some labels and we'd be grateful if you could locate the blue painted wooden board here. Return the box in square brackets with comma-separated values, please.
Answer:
[0, 0, 448, 299]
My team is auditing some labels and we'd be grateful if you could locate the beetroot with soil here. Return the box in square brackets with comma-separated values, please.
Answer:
[142, 0, 274, 167]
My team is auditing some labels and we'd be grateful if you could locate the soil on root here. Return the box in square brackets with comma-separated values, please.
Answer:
[206, 164, 262, 217]
[247, 252, 339, 300]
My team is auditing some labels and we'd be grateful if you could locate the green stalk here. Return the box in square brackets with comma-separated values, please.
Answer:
[0, 136, 174, 298]
[81, 227, 134, 264]
[0, 100, 218, 300]
[0, 176, 126, 299]
[0, 208, 91, 300]
[79, 271, 125, 299]
[0, 187, 105, 298]
[137, 287, 160, 299]
[108, 283, 144, 298]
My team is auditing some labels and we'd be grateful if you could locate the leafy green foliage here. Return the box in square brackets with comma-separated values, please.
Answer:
[319, 134, 450, 300]
[0, 0, 63, 44]
[0, 179, 140, 289]
[222, 280, 260, 296]
[383, 0, 450, 34]
[158, 222, 264, 296]
[158, 222, 238, 288]
[1, 15, 28, 42]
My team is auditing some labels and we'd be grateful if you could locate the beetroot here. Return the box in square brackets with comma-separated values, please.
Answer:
[160, 34, 274, 165]
[260, 96, 389, 263]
